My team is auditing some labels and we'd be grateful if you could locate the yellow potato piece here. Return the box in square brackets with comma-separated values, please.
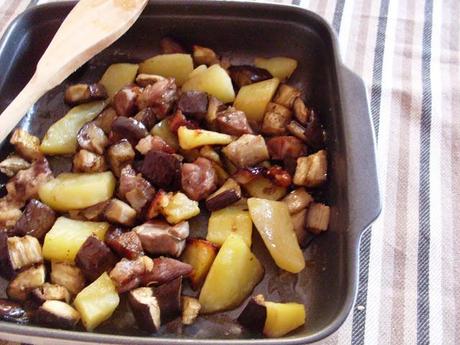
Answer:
[244, 176, 287, 201]
[151, 118, 179, 150]
[100, 63, 139, 99]
[199, 234, 264, 314]
[234, 78, 280, 123]
[182, 64, 235, 103]
[177, 126, 233, 150]
[248, 198, 305, 273]
[181, 239, 218, 290]
[207, 207, 252, 247]
[188, 64, 207, 79]
[162, 192, 200, 224]
[43, 217, 109, 263]
[263, 301, 306, 338]
[38, 172, 116, 211]
[255, 57, 298, 81]
[40, 101, 107, 155]
[139, 53, 193, 86]
[74, 272, 119, 331]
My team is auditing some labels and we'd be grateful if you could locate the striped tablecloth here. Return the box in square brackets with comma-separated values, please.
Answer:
[0, 0, 459, 344]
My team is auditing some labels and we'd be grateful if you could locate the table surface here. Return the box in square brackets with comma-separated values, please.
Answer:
[0, 0, 459, 344]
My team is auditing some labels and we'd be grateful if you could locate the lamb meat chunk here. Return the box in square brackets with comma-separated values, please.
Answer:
[0, 198, 23, 229]
[7, 264, 46, 301]
[261, 102, 292, 136]
[265, 166, 292, 187]
[50, 262, 85, 295]
[77, 122, 109, 155]
[113, 85, 141, 117]
[73, 149, 107, 173]
[111, 117, 148, 145]
[136, 78, 177, 119]
[192, 45, 219, 66]
[104, 199, 137, 226]
[128, 287, 161, 332]
[75, 236, 117, 281]
[134, 220, 189, 257]
[107, 139, 135, 177]
[0, 155, 30, 177]
[293, 150, 327, 187]
[273, 84, 301, 109]
[31, 283, 71, 305]
[160, 37, 186, 54]
[205, 178, 241, 211]
[0, 299, 30, 324]
[181, 157, 217, 201]
[140, 151, 181, 190]
[266, 136, 307, 160]
[135, 135, 175, 155]
[142, 257, 192, 286]
[14, 199, 56, 241]
[10, 129, 42, 162]
[303, 109, 326, 149]
[306, 203, 330, 234]
[222, 134, 269, 168]
[105, 227, 143, 259]
[95, 107, 118, 134]
[110, 256, 153, 293]
[177, 91, 208, 119]
[228, 65, 272, 89]
[64, 83, 107, 105]
[133, 107, 157, 130]
[181, 296, 201, 325]
[119, 165, 155, 212]
[135, 74, 166, 88]
[216, 107, 253, 136]
[34, 300, 80, 330]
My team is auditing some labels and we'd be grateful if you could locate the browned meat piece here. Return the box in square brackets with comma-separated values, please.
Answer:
[266, 166, 292, 187]
[0, 197, 23, 229]
[192, 45, 219, 66]
[140, 151, 181, 190]
[119, 165, 155, 212]
[104, 199, 137, 226]
[133, 220, 189, 257]
[113, 85, 141, 117]
[261, 102, 292, 136]
[50, 262, 85, 295]
[95, 107, 118, 134]
[142, 257, 192, 286]
[107, 139, 135, 177]
[77, 122, 108, 155]
[228, 65, 272, 89]
[10, 129, 42, 162]
[7, 264, 45, 301]
[216, 107, 253, 136]
[266, 136, 307, 160]
[232, 167, 266, 185]
[136, 78, 177, 119]
[6, 158, 53, 204]
[135, 135, 175, 155]
[168, 110, 199, 133]
[135, 74, 166, 88]
[160, 37, 186, 54]
[133, 107, 157, 130]
[72, 149, 107, 173]
[64, 83, 107, 105]
[75, 236, 117, 281]
[181, 157, 217, 201]
[303, 109, 326, 149]
[306, 203, 330, 234]
[293, 150, 327, 187]
[282, 188, 313, 214]
[222, 134, 269, 168]
[0, 155, 30, 177]
[273, 84, 301, 109]
[177, 91, 208, 119]
[14, 199, 56, 241]
[105, 227, 143, 259]
[111, 117, 148, 146]
[109, 256, 153, 293]
[0, 298, 30, 324]
[205, 178, 242, 211]
[31, 283, 71, 305]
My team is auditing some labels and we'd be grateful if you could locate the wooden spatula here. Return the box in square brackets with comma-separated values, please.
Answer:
[0, 0, 148, 142]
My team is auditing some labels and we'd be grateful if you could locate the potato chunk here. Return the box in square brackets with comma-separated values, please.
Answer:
[199, 234, 264, 314]
[293, 150, 327, 187]
[162, 192, 200, 224]
[38, 172, 116, 211]
[207, 207, 252, 247]
[74, 272, 120, 331]
[248, 198, 305, 273]
[40, 101, 107, 155]
[100, 63, 139, 99]
[178, 126, 233, 150]
[181, 239, 218, 290]
[254, 57, 298, 81]
[233, 78, 280, 123]
[264, 301, 306, 337]
[43, 217, 109, 263]
[139, 54, 193, 86]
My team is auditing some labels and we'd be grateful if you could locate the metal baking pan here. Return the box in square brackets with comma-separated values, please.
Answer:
[0, 1, 380, 344]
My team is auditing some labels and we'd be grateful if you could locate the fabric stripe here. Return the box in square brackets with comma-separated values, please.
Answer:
[332, 0, 345, 33]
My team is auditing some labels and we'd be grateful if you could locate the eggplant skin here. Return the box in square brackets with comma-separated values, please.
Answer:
[154, 277, 182, 324]
[34, 300, 80, 330]
[237, 296, 267, 334]
[128, 287, 161, 333]
[0, 299, 30, 324]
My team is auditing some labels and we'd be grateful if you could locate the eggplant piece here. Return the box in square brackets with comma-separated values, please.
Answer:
[77, 122, 109, 155]
[306, 203, 330, 234]
[135, 74, 166, 88]
[135, 135, 175, 155]
[303, 109, 326, 149]
[228, 65, 272, 89]
[14, 199, 56, 241]
[205, 178, 241, 211]
[205, 96, 224, 126]
[273, 84, 301, 109]
[7, 264, 46, 301]
[222, 134, 269, 169]
[154, 277, 182, 324]
[105, 227, 143, 259]
[128, 287, 161, 332]
[113, 85, 141, 117]
[50, 262, 85, 295]
[142, 257, 192, 286]
[237, 295, 267, 334]
[64, 83, 107, 105]
[140, 151, 181, 190]
[291, 209, 309, 248]
[107, 139, 135, 177]
[192, 45, 219, 66]
[75, 236, 117, 281]
[111, 117, 149, 145]
[31, 283, 71, 305]
[68, 200, 109, 222]
[0, 299, 30, 324]
[104, 199, 137, 226]
[177, 91, 208, 119]
[0, 155, 30, 177]
[181, 296, 201, 325]
[73, 149, 107, 173]
[35, 300, 80, 329]
[0, 232, 14, 278]
[10, 129, 42, 162]
[293, 97, 309, 125]
[133, 107, 157, 129]
[261, 102, 292, 136]
[216, 107, 254, 136]
[282, 188, 313, 214]
[232, 166, 266, 185]
[160, 37, 186, 54]
[110, 256, 153, 293]
[7, 235, 43, 272]
[0, 198, 23, 230]
[95, 107, 118, 134]
[293, 150, 327, 187]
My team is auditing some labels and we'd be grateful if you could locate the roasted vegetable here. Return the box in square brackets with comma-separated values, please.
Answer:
[248, 198, 305, 273]
[68, 201, 109, 222]
[181, 296, 201, 325]
[237, 295, 267, 333]
[199, 234, 264, 313]
[244, 176, 287, 201]
[293, 97, 309, 125]
[5, 235, 43, 272]
[192, 45, 219, 66]
[112, 85, 141, 117]
[207, 207, 252, 247]
[306, 203, 330, 234]
[7, 264, 46, 301]
[75, 236, 117, 281]
[0, 155, 30, 177]
[50, 262, 85, 295]
[254, 57, 298, 81]
[105, 227, 143, 259]
[293, 150, 327, 187]
[228, 65, 272, 89]
[73, 149, 107, 173]
[0, 299, 30, 324]
[161, 192, 200, 224]
[303, 109, 326, 149]
[282, 188, 313, 214]
[261, 102, 292, 136]
[273, 84, 301, 109]
[112, 117, 148, 146]
[154, 277, 182, 323]
[74, 272, 120, 331]
[35, 300, 80, 329]
[160, 37, 186, 54]
[99, 63, 139, 99]
[103, 199, 137, 227]
[95, 107, 118, 134]
[181, 239, 218, 290]
[178, 126, 233, 150]
[205, 178, 241, 211]
[107, 139, 135, 177]
[10, 129, 42, 162]
[216, 107, 254, 136]
[134, 107, 157, 130]
[266, 136, 306, 160]
[291, 209, 308, 247]
[151, 117, 180, 150]
[139, 54, 193, 86]
[222, 134, 269, 168]
[135, 73, 166, 87]
[77, 122, 109, 155]
[128, 287, 161, 332]
[31, 283, 71, 305]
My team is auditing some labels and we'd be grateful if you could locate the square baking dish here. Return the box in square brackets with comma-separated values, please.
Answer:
[0, 1, 380, 344]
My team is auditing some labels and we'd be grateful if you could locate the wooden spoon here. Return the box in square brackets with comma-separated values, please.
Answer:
[0, 0, 148, 142]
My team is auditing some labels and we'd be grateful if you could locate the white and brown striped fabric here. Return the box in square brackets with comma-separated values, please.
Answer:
[0, 0, 459, 344]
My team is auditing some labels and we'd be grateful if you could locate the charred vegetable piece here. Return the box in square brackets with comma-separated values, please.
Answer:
[206, 95, 224, 126]
[77, 122, 109, 155]
[74, 272, 120, 331]
[154, 277, 182, 324]
[286, 120, 309, 142]
[254, 57, 298, 81]
[40, 101, 107, 155]
[192, 45, 219, 66]
[293, 150, 327, 187]
[50, 262, 85, 295]
[181, 239, 218, 290]
[145, 190, 172, 220]
[293, 97, 309, 125]
[0, 155, 30, 177]
[111, 117, 148, 145]
[64, 83, 107, 106]
[216, 107, 254, 137]
[133, 108, 157, 132]
[134, 220, 189, 257]
[291, 209, 308, 247]
[303, 109, 326, 149]
[161, 192, 200, 224]
[0, 198, 23, 230]
[177, 91, 208, 119]
[104, 199, 137, 227]
[207, 207, 252, 247]
[139, 54, 193, 86]
[140, 151, 181, 190]
[105, 228, 143, 259]
[95, 107, 118, 134]
[199, 234, 264, 314]
[109, 256, 153, 293]
[31, 283, 71, 305]
[112, 85, 141, 117]
[99, 63, 139, 99]
[68, 201, 109, 222]
[135, 74, 166, 87]
[10, 129, 42, 162]
[233, 78, 280, 123]
[160, 37, 186, 54]
[13, 199, 55, 241]
[35, 300, 80, 329]
[7, 264, 46, 301]
[273, 84, 301, 109]
[137, 78, 178, 119]
[205, 178, 241, 211]
[261, 102, 292, 136]
[266, 136, 307, 160]
[135, 135, 175, 155]
[0, 232, 23, 278]
[244, 176, 287, 201]
[237, 295, 267, 333]
[73, 149, 107, 173]
[282, 188, 313, 214]
[6, 235, 43, 272]
[151, 117, 180, 150]
[75, 236, 117, 281]
[0, 299, 30, 324]
[128, 287, 161, 332]
[43, 217, 109, 263]
[222, 134, 269, 169]
[142, 257, 192, 286]
[39, 172, 116, 211]
[228, 65, 272, 89]
[181, 296, 201, 325]
[178, 126, 233, 150]
[181, 157, 218, 201]
[107, 139, 135, 177]
[306, 203, 330, 234]
[248, 198, 305, 273]
[263, 301, 306, 337]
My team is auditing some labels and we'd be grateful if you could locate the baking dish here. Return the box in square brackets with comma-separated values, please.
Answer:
[0, 1, 381, 344]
